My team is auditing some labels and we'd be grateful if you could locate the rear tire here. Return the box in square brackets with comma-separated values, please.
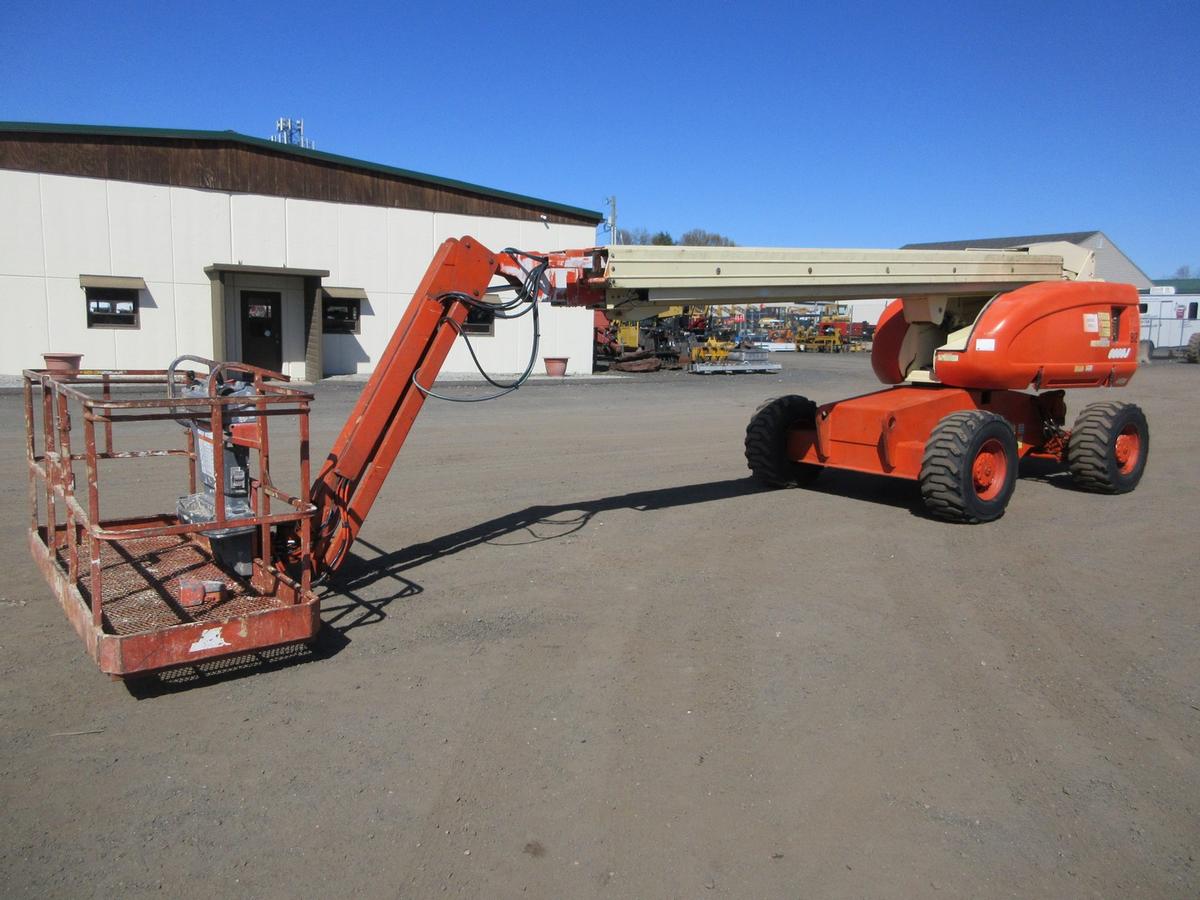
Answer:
[1067, 401, 1149, 493]
[745, 395, 822, 487]
[919, 411, 1018, 523]
[1186, 333, 1199, 364]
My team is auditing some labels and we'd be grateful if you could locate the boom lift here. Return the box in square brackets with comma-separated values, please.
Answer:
[24, 237, 1147, 676]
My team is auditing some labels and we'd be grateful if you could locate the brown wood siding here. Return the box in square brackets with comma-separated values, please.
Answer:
[0, 134, 598, 226]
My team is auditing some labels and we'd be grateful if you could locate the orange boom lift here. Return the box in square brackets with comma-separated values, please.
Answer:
[746, 283, 1146, 523]
[23, 238, 1147, 676]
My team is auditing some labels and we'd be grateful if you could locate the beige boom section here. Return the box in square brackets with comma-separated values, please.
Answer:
[598, 242, 1096, 319]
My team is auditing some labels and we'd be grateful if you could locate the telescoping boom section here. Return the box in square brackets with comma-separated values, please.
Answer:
[557, 240, 1094, 319]
[23, 235, 1137, 677]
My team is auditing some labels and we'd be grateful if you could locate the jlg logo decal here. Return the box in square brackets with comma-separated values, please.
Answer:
[1107, 347, 1132, 360]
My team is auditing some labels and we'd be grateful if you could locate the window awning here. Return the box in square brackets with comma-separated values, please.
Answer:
[79, 274, 147, 290]
[322, 286, 368, 300]
[203, 264, 330, 278]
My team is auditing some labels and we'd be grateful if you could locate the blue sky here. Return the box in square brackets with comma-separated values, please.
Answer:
[2, 0, 1197, 276]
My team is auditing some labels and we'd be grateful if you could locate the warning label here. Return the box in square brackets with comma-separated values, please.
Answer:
[197, 430, 216, 482]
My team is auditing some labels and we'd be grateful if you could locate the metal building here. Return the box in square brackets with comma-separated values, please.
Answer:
[902, 231, 1152, 291]
[0, 122, 603, 379]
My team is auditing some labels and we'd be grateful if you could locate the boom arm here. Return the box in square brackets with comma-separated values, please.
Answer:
[308, 237, 506, 571]
[305, 237, 603, 573]
[557, 242, 1093, 322]
[300, 236, 1090, 574]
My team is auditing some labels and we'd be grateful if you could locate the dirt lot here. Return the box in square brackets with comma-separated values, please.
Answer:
[0, 353, 1197, 898]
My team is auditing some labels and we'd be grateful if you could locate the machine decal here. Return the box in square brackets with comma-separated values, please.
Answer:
[975, 338, 996, 351]
[1107, 347, 1132, 359]
[197, 431, 216, 481]
[1083, 313, 1100, 332]
[189, 627, 232, 652]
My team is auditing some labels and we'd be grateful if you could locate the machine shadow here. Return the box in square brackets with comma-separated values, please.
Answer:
[333, 471, 919, 600]
[804, 468, 923, 515]
[125, 472, 917, 697]
[1018, 456, 1082, 491]
[332, 477, 769, 600]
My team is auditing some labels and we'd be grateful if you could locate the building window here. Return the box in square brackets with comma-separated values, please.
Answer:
[86, 287, 139, 328]
[461, 306, 495, 337]
[1189, 302, 1198, 320]
[323, 297, 361, 334]
[1137, 303, 1148, 313]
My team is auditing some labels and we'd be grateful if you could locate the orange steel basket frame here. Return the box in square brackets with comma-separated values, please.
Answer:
[23, 362, 320, 677]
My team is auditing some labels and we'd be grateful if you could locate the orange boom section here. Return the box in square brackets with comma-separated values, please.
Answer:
[871, 281, 1140, 391]
[934, 281, 1139, 390]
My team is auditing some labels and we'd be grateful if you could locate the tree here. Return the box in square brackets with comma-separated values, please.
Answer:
[615, 227, 652, 245]
[679, 229, 737, 247]
[614, 226, 738, 246]
[1172, 264, 1194, 279]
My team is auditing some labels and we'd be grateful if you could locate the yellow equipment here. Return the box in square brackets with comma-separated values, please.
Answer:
[691, 336, 735, 363]
[616, 321, 640, 351]
[616, 305, 687, 352]
[796, 304, 853, 352]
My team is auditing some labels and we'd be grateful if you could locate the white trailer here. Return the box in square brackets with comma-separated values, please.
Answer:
[1138, 289, 1200, 360]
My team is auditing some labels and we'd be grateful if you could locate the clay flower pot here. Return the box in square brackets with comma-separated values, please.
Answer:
[543, 357, 568, 377]
[42, 353, 83, 377]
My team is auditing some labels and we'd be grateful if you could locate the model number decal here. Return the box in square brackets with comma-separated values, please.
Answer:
[1107, 347, 1131, 359]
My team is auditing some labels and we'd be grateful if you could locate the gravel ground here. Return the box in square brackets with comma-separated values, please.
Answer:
[0, 352, 1197, 898]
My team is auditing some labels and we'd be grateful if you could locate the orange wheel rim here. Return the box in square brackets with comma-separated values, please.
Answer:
[972, 438, 1008, 501]
[1114, 424, 1141, 474]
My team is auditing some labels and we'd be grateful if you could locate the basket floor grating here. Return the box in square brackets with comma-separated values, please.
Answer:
[54, 533, 283, 636]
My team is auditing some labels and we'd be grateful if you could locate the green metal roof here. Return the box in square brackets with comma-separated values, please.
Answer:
[1152, 278, 1200, 294]
[0, 121, 603, 223]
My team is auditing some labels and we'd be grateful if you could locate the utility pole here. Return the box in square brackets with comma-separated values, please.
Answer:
[605, 195, 618, 245]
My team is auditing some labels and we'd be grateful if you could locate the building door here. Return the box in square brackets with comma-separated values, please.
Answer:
[240, 291, 283, 371]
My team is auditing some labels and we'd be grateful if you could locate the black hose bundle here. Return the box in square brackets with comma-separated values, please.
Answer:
[412, 248, 551, 403]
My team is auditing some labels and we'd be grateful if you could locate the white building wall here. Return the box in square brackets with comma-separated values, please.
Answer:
[0, 168, 596, 377]
[0, 169, 45, 276]
[231, 195, 286, 268]
[843, 298, 893, 326]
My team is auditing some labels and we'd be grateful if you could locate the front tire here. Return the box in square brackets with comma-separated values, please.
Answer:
[1186, 333, 1199, 364]
[1067, 401, 1149, 493]
[745, 395, 822, 487]
[919, 411, 1018, 523]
